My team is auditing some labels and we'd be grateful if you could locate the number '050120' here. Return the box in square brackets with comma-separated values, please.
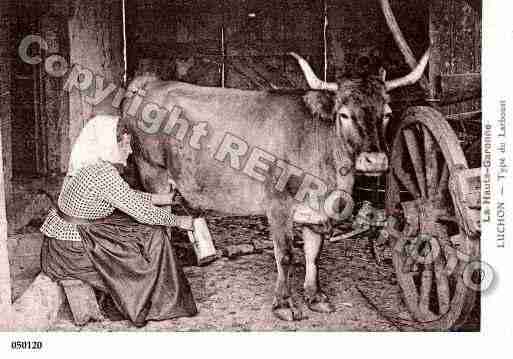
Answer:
[11, 341, 43, 350]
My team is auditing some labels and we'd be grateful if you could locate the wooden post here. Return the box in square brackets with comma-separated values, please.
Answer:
[220, 25, 225, 88]
[0, 110, 13, 330]
[428, 0, 443, 109]
[322, 0, 328, 82]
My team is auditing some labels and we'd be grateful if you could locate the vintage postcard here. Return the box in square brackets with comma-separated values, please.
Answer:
[0, 0, 510, 357]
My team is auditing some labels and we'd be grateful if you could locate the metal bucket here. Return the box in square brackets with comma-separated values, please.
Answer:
[187, 218, 217, 266]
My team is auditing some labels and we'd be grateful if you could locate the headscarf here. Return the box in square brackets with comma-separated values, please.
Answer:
[67, 115, 124, 176]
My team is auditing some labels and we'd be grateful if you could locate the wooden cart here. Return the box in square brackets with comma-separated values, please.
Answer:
[382, 106, 480, 330]
[370, 0, 482, 330]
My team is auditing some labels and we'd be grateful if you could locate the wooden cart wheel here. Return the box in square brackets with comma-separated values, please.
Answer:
[385, 106, 479, 330]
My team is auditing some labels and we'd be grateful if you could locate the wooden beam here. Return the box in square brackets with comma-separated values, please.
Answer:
[165, 0, 319, 16]
[136, 41, 222, 58]
[428, 0, 443, 103]
[445, 110, 481, 122]
[135, 39, 323, 59]
[439, 73, 481, 105]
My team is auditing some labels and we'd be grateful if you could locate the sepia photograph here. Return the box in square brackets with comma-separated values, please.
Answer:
[0, 0, 487, 339]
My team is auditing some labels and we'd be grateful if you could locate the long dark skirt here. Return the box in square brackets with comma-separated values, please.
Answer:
[41, 211, 197, 326]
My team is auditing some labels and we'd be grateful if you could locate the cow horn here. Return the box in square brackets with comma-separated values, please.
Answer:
[379, 0, 429, 91]
[385, 48, 430, 91]
[289, 52, 338, 91]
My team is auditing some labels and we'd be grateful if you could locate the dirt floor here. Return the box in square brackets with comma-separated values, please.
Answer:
[17, 213, 476, 332]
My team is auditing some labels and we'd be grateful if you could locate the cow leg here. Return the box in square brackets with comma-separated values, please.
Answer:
[268, 204, 302, 321]
[303, 226, 334, 313]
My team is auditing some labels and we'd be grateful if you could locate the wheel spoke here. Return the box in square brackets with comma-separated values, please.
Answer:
[419, 266, 433, 315]
[422, 126, 438, 198]
[393, 237, 420, 314]
[435, 258, 451, 315]
[418, 244, 434, 316]
[439, 164, 449, 190]
[433, 220, 452, 315]
[390, 137, 420, 198]
[399, 270, 420, 310]
[436, 224, 455, 264]
[385, 173, 401, 214]
[442, 243, 459, 276]
[390, 134, 421, 198]
[403, 128, 427, 197]
[392, 168, 420, 199]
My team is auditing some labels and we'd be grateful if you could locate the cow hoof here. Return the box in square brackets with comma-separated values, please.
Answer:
[272, 297, 303, 321]
[305, 292, 335, 313]
[308, 301, 335, 313]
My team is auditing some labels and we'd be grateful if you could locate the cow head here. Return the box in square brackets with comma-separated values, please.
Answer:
[291, 50, 429, 175]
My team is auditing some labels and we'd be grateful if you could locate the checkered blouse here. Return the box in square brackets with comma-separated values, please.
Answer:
[41, 161, 177, 241]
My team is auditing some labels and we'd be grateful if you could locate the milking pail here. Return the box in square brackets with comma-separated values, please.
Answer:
[187, 218, 217, 266]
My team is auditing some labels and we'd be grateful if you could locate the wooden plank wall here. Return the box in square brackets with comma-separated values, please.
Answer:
[127, 0, 436, 91]
[127, 0, 325, 89]
[432, 0, 481, 116]
[129, 0, 479, 110]
[429, 0, 480, 167]
[223, 0, 324, 89]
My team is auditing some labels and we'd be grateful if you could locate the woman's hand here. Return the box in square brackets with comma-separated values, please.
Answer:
[176, 216, 194, 231]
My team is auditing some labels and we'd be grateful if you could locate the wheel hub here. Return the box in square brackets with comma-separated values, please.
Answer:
[399, 198, 448, 239]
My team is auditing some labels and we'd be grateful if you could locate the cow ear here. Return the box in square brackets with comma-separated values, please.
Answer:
[303, 91, 336, 120]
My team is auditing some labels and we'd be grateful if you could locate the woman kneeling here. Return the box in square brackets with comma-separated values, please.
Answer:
[40, 115, 197, 327]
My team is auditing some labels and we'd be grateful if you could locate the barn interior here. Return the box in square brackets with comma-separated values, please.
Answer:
[0, 0, 481, 331]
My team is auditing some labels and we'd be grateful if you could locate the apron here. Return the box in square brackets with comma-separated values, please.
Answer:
[41, 210, 197, 326]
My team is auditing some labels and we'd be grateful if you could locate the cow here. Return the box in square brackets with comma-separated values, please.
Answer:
[121, 50, 429, 321]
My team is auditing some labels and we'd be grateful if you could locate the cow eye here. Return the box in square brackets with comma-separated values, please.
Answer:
[339, 113, 349, 120]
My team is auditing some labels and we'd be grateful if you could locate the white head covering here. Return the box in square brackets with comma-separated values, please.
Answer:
[67, 115, 124, 176]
